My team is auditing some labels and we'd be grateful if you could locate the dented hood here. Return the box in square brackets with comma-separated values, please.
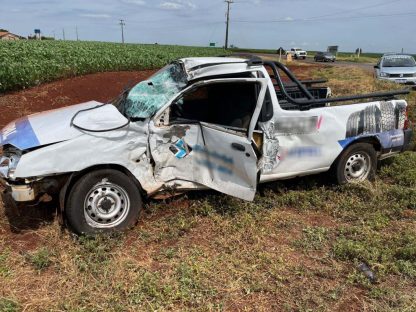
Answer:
[0, 101, 129, 150]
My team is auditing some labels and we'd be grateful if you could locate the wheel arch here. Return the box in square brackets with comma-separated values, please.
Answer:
[331, 136, 382, 169]
[59, 164, 146, 215]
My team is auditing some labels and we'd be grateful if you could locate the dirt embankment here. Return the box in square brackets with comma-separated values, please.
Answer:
[0, 70, 156, 128]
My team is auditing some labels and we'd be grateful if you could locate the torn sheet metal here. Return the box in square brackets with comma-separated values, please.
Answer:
[258, 120, 281, 174]
[181, 57, 260, 81]
[11, 119, 160, 194]
[149, 120, 258, 201]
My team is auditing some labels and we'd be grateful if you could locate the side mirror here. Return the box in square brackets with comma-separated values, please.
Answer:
[374, 65, 379, 69]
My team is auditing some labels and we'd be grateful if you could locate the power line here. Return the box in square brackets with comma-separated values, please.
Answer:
[234, 11, 416, 24]
[301, 0, 404, 21]
[119, 19, 125, 44]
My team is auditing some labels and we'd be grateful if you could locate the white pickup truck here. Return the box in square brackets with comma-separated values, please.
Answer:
[0, 56, 413, 234]
[287, 48, 307, 59]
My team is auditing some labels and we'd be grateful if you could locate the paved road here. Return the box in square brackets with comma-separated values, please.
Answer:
[254, 53, 375, 73]
[299, 56, 375, 72]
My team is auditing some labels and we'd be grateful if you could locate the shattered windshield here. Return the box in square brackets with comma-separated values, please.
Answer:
[382, 56, 416, 68]
[123, 62, 187, 119]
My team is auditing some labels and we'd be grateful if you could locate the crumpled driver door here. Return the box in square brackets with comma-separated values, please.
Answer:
[149, 78, 268, 201]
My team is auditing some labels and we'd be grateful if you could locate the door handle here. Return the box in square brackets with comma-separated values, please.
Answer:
[231, 143, 246, 152]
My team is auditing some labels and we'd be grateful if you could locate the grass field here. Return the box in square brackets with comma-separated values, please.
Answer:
[0, 61, 416, 311]
[0, 41, 226, 93]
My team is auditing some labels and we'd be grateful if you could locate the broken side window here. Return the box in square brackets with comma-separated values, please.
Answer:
[170, 81, 259, 130]
[123, 63, 187, 119]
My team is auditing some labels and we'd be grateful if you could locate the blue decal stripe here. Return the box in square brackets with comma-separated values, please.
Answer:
[338, 137, 357, 149]
[1, 117, 40, 150]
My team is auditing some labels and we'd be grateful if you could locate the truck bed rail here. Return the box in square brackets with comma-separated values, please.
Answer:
[264, 60, 410, 110]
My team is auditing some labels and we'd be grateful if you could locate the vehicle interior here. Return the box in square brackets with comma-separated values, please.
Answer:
[170, 81, 259, 130]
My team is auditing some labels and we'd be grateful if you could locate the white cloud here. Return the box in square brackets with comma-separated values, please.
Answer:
[80, 13, 111, 18]
[159, 0, 196, 10]
[160, 2, 181, 10]
[285, 16, 293, 21]
[121, 0, 146, 5]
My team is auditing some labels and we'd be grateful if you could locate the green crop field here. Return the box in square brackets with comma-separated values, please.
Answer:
[0, 40, 227, 93]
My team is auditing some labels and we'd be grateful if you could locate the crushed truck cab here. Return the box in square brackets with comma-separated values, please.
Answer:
[0, 56, 413, 234]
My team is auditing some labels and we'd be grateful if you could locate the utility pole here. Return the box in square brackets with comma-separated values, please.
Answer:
[76, 26, 79, 41]
[224, 0, 233, 49]
[62, 28, 66, 40]
[119, 19, 125, 44]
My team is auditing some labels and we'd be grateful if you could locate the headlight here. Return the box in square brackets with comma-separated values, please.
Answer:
[0, 156, 10, 178]
[380, 72, 389, 77]
[0, 150, 21, 179]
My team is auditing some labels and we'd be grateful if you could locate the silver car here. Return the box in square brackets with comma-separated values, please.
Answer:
[375, 53, 416, 85]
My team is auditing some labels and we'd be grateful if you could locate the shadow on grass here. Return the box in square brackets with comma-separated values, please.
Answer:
[0, 171, 333, 234]
[1, 190, 57, 233]
[145, 172, 333, 218]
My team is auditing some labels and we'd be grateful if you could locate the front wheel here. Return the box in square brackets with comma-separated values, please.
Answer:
[332, 143, 377, 184]
[65, 169, 142, 235]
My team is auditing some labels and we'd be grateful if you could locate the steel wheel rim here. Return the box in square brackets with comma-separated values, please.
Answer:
[84, 179, 130, 228]
[344, 152, 371, 182]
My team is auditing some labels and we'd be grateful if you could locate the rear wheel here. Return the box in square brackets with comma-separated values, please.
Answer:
[65, 169, 142, 235]
[333, 143, 377, 184]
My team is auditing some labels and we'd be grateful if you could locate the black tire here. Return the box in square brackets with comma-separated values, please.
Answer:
[332, 143, 377, 184]
[395, 102, 407, 130]
[380, 101, 396, 131]
[65, 169, 142, 235]
[362, 105, 381, 134]
[346, 111, 361, 138]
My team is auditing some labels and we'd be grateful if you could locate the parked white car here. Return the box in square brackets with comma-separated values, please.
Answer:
[375, 53, 416, 85]
[287, 48, 307, 59]
[0, 56, 413, 234]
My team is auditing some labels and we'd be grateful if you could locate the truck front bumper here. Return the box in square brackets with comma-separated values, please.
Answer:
[1, 174, 68, 203]
[0, 179, 37, 202]
[378, 77, 416, 85]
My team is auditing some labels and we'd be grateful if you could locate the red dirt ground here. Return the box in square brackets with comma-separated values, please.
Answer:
[0, 65, 315, 128]
[0, 70, 157, 128]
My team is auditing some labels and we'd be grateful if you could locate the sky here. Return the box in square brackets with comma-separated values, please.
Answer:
[1, 0, 415, 53]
